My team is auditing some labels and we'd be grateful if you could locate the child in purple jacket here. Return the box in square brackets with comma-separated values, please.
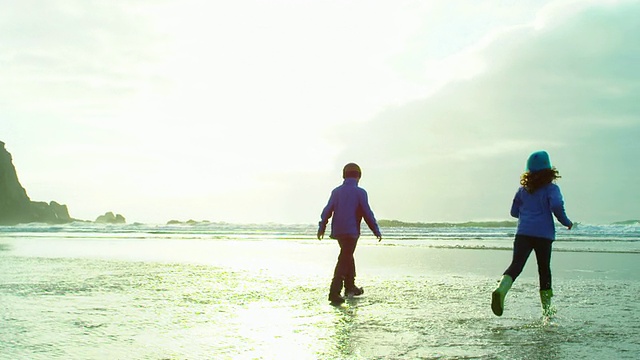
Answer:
[492, 151, 573, 317]
[318, 163, 382, 305]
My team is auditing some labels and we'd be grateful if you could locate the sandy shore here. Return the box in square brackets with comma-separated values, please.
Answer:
[355, 243, 639, 281]
[2, 236, 639, 359]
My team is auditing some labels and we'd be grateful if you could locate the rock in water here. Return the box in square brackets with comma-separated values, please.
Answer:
[95, 211, 126, 224]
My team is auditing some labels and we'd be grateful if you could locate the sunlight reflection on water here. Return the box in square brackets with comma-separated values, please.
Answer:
[0, 237, 639, 359]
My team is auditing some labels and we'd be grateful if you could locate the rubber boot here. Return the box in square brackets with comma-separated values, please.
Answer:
[491, 275, 513, 316]
[540, 289, 553, 316]
[328, 278, 345, 305]
[345, 285, 364, 297]
[344, 277, 364, 297]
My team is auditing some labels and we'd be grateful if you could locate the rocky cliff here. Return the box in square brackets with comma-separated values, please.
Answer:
[0, 141, 72, 225]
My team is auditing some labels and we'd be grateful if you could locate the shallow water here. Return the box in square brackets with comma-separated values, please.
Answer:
[1, 226, 639, 359]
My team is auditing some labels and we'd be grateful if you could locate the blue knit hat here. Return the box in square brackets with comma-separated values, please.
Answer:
[526, 151, 551, 172]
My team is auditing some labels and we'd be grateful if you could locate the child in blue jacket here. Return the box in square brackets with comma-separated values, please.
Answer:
[492, 151, 573, 317]
[318, 163, 382, 305]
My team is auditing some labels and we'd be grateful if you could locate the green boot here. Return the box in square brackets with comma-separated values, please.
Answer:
[540, 289, 554, 316]
[491, 275, 513, 316]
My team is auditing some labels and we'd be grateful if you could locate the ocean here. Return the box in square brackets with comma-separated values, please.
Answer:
[1, 222, 638, 359]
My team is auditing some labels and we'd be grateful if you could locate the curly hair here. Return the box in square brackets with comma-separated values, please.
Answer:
[520, 167, 561, 193]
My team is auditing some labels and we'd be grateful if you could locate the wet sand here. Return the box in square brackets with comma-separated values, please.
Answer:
[1, 237, 638, 359]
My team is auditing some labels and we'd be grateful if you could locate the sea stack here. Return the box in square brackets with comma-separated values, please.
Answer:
[0, 141, 72, 225]
[95, 212, 126, 224]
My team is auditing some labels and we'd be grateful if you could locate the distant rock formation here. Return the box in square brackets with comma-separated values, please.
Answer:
[95, 212, 126, 224]
[167, 219, 211, 225]
[0, 141, 72, 225]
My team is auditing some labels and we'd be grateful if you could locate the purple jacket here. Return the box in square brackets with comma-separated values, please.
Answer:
[319, 178, 381, 239]
[510, 183, 572, 240]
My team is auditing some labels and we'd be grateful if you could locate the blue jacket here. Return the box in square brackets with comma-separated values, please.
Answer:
[510, 183, 572, 240]
[319, 178, 381, 239]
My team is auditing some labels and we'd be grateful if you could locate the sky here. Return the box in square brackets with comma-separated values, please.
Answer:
[1, 0, 639, 225]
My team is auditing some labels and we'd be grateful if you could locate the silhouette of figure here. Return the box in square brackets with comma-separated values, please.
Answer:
[492, 151, 573, 317]
[318, 163, 382, 305]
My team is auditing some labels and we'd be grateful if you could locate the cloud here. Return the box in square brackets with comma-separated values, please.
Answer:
[335, 1, 640, 223]
[3, 0, 637, 224]
[0, 1, 166, 110]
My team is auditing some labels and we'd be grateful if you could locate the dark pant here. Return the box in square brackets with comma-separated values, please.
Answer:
[504, 234, 553, 290]
[329, 236, 359, 295]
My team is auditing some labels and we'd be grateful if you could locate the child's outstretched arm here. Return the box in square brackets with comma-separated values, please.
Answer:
[318, 193, 335, 240]
[359, 190, 382, 241]
[549, 186, 572, 229]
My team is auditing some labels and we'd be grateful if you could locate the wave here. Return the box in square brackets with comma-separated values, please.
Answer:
[378, 219, 518, 228]
[1, 222, 639, 255]
[611, 219, 640, 225]
[1, 221, 639, 241]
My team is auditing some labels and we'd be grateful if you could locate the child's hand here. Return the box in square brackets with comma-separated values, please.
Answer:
[567, 223, 573, 230]
[317, 230, 324, 240]
[377, 235, 382, 242]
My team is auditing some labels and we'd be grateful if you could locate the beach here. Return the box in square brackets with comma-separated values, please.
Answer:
[1, 224, 638, 359]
